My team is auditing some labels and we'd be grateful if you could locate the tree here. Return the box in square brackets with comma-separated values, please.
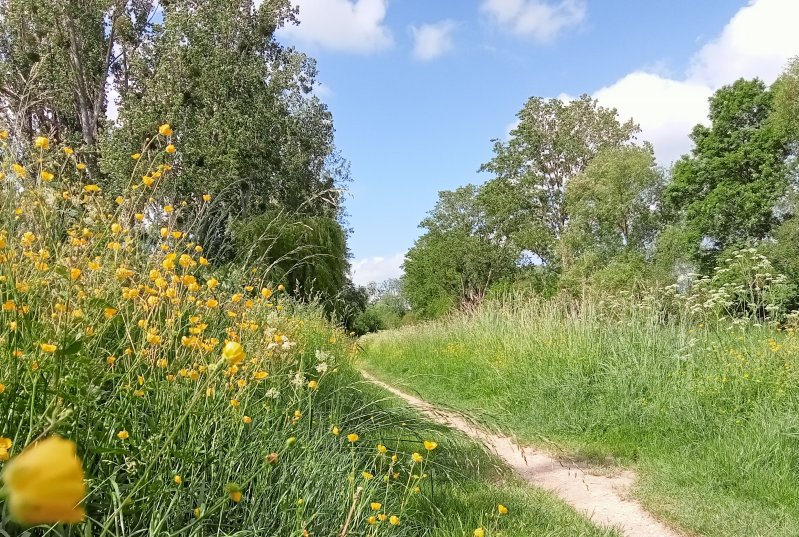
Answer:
[564, 145, 664, 261]
[480, 94, 639, 268]
[665, 78, 792, 269]
[402, 185, 517, 317]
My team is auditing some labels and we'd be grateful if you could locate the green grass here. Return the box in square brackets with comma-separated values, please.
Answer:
[360, 298, 799, 537]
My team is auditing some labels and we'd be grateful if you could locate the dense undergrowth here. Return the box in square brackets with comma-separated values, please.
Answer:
[0, 129, 614, 536]
[361, 295, 799, 537]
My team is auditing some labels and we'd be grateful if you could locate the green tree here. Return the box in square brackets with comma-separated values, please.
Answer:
[480, 94, 639, 269]
[402, 185, 517, 317]
[564, 145, 664, 261]
[665, 78, 792, 269]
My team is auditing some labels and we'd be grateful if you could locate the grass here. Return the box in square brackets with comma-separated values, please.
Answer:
[360, 297, 799, 537]
[0, 130, 617, 535]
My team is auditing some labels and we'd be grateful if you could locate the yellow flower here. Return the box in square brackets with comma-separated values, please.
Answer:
[70, 268, 82, 281]
[104, 307, 117, 319]
[376, 444, 387, 454]
[260, 287, 272, 299]
[0, 437, 11, 461]
[193, 507, 201, 518]
[242, 416, 252, 424]
[229, 490, 242, 503]
[362, 471, 374, 480]
[497, 504, 508, 515]
[202, 194, 212, 202]
[40, 343, 57, 354]
[40, 170, 54, 182]
[230, 399, 240, 408]
[131, 153, 142, 160]
[34, 136, 49, 149]
[424, 440, 438, 451]
[142, 175, 155, 187]
[76, 163, 86, 171]
[0, 130, 7, 139]
[411, 452, 423, 463]
[12, 163, 26, 176]
[174, 475, 182, 485]
[117, 430, 129, 440]
[347, 433, 359, 443]
[222, 341, 245, 365]
[2, 436, 85, 524]
[367, 515, 377, 525]
[370, 502, 382, 511]
[63, 147, 74, 155]
[83, 184, 101, 193]
[0, 384, 5, 394]
[159, 124, 173, 136]
[331, 425, 340, 436]
[165, 144, 176, 154]
[277, 284, 285, 292]
[164, 205, 174, 214]
[135, 213, 145, 222]
[389, 515, 400, 526]
[308, 380, 318, 390]
[473, 529, 484, 537]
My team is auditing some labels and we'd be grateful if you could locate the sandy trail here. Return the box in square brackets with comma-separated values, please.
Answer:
[361, 370, 684, 537]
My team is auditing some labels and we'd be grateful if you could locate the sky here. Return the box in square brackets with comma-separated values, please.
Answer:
[275, 0, 799, 286]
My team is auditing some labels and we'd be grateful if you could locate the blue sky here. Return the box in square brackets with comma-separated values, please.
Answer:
[276, 0, 799, 285]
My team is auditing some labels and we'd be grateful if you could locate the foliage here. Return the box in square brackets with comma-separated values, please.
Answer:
[402, 185, 517, 318]
[665, 79, 792, 268]
[479, 94, 640, 268]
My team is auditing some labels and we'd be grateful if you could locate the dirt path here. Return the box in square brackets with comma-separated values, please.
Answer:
[361, 370, 684, 537]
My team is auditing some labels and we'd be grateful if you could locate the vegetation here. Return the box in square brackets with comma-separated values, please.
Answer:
[400, 63, 799, 319]
[361, 285, 799, 537]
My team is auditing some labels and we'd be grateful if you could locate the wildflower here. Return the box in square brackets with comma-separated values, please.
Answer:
[202, 194, 211, 202]
[230, 399, 240, 408]
[368, 516, 377, 525]
[261, 288, 272, 299]
[117, 430, 129, 440]
[498, 504, 508, 515]
[115, 196, 124, 205]
[2, 436, 85, 524]
[76, 163, 86, 171]
[142, 176, 154, 187]
[308, 380, 318, 390]
[473, 529, 484, 537]
[104, 308, 117, 319]
[34, 136, 49, 150]
[0, 130, 7, 139]
[424, 440, 438, 451]
[174, 475, 182, 485]
[362, 471, 374, 480]
[13, 163, 26, 176]
[159, 124, 173, 136]
[193, 507, 201, 518]
[331, 425, 340, 436]
[411, 452, 423, 463]
[347, 433, 359, 443]
[222, 341, 245, 365]
[83, 184, 101, 193]
[242, 416, 252, 424]
[229, 490, 242, 503]
[40, 343, 57, 354]
[389, 515, 400, 526]
[278, 284, 285, 292]
[40, 171, 54, 182]
[63, 147, 74, 155]
[165, 144, 176, 154]
[377, 444, 387, 454]
[131, 153, 142, 160]
[70, 268, 81, 281]
[370, 502, 382, 511]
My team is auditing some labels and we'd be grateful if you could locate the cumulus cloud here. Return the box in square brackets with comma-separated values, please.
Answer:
[278, 0, 392, 53]
[351, 253, 405, 286]
[411, 20, 457, 61]
[594, 0, 799, 166]
[480, 0, 586, 42]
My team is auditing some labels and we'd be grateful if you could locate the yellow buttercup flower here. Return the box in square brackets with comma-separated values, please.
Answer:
[34, 136, 49, 150]
[331, 425, 340, 436]
[174, 475, 183, 485]
[411, 452, 423, 463]
[40, 343, 57, 354]
[222, 341, 245, 365]
[424, 440, 438, 451]
[498, 504, 508, 515]
[131, 153, 142, 160]
[2, 436, 86, 524]
[347, 433, 359, 443]
[40, 170, 54, 182]
[389, 515, 400, 526]
[117, 430, 129, 440]
[159, 124, 173, 136]
[202, 194, 212, 202]
[473, 529, 485, 537]
[165, 144, 176, 154]
[12, 163, 26, 176]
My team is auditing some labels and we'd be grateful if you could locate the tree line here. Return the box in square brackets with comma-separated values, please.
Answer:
[400, 60, 799, 319]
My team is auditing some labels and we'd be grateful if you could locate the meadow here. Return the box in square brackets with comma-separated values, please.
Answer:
[361, 294, 799, 537]
[0, 129, 624, 536]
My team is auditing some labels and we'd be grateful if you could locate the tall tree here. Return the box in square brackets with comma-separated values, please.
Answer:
[402, 185, 517, 317]
[665, 78, 792, 268]
[480, 94, 639, 268]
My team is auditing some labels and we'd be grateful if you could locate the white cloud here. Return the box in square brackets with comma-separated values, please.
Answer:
[278, 0, 392, 53]
[593, 0, 799, 166]
[411, 20, 457, 61]
[351, 253, 404, 286]
[480, 0, 586, 42]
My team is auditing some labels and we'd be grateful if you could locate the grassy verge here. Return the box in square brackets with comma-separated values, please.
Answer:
[360, 299, 799, 537]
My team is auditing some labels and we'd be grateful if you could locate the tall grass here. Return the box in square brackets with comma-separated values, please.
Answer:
[362, 296, 799, 536]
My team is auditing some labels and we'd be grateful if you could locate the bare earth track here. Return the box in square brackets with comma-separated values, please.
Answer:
[361, 370, 683, 537]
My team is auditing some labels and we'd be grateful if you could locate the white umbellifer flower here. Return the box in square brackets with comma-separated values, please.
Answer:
[265, 387, 279, 399]
[291, 371, 305, 387]
[316, 362, 329, 374]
